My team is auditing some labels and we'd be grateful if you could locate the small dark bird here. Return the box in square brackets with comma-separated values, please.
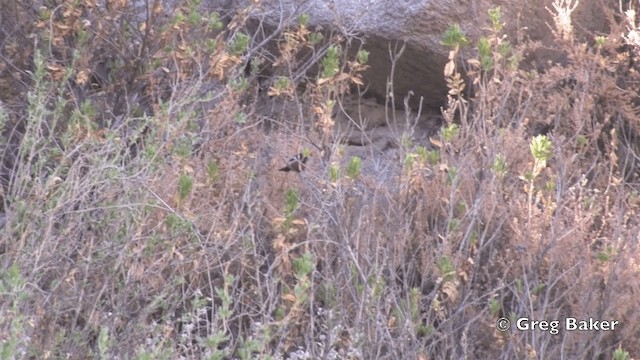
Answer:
[279, 153, 309, 172]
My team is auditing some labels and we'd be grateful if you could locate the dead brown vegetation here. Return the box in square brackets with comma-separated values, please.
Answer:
[0, 0, 639, 359]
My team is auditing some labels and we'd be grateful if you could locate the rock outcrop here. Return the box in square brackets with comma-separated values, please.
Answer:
[212, 0, 610, 109]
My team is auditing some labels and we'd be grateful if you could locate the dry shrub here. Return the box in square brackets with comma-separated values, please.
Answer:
[1, 0, 639, 359]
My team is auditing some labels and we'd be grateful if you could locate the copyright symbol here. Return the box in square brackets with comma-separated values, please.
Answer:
[496, 317, 510, 332]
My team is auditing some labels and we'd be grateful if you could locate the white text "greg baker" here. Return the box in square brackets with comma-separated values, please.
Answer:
[516, 317, 620, 335]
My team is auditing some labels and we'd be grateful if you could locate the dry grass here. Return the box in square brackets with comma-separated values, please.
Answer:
[1, 1, 639, 359]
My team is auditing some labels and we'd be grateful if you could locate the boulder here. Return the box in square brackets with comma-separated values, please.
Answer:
[214, 0, 610, 109]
